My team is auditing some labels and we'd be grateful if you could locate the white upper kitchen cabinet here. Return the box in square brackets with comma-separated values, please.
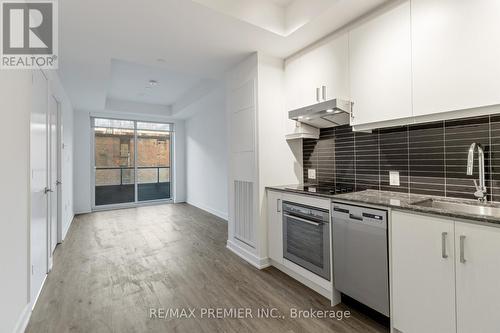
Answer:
[285, 34, 349, 111]
[316, 35, 349, 102]
[349, 2, 412, 127]
[391, 211, 456, 333]
[412, 0, 500, 117]
[455, 222, 500, 333]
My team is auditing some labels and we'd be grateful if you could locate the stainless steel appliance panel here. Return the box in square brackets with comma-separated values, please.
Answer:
[282, 201, 330, 280]
[332, 202, 389, 316]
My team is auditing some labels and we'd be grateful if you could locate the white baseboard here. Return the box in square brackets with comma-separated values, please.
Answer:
[226, 239, 270, 269]
[12, 303, 31, 333]
[74, 209, 91, 215]
[187, 200, 228, 220]
[31, 274, 47, 311]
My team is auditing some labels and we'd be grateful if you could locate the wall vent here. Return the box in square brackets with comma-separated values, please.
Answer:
[234, 180, 255, 247]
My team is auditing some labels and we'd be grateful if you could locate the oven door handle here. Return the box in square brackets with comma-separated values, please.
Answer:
[284, 213, 322, 226]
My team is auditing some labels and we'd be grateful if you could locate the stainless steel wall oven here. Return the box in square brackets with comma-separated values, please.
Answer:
[282, 201, 330, 280]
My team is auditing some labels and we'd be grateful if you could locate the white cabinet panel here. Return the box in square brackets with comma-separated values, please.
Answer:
[349, 2, 412, 126]
[285, 51, 319, 111]
[391, 211, 456, 333]
[267, 190, 283, 263]
[317, 34, 349, 101]
[285, 34, 349, 111]
[231, 79, 255, 112]
[412, 0, 500, 116]
[455, 222, 500, 333]
[231, 108, 255, 153]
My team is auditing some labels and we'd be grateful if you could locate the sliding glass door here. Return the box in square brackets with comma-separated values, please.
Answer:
[137, 122, 171, 201]
[93, 118, 172, 208]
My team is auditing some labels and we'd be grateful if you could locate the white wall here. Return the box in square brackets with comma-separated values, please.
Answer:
[185, 84, 228, 220]
[0, 71, 32, 333]
[73, 110, 92, 213]
[73, 109, 186, 213]
[172, 120, 186, 203]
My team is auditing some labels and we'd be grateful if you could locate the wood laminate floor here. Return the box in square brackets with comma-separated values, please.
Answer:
[26, 203, 388, 333]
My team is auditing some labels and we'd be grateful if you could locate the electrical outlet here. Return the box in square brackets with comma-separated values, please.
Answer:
[308, 169, 316, 180]
[389, 171, 400, 186]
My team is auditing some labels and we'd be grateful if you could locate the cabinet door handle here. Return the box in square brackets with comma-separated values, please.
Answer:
[316, 87, 320, 102]
[277, 199, 281, 213]
[441, 232, 448, 259]
[322, 85, 326, 101]
[460, 235, 466, 263]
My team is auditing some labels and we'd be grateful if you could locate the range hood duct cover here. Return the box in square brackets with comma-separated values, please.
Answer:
[288, 98, 352, 129]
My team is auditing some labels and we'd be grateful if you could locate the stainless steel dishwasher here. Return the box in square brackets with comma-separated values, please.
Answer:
[332, 202, 389, 316]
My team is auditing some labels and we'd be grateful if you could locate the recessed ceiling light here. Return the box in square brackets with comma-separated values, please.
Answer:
[326, 109, 334, 113]
[148, 79, 159, 87]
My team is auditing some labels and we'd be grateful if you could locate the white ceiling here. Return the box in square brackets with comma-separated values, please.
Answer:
[108, 59, 204, 105]
[58, 0, 388, 114]
[269, 0, 294, 8]
[192, 0, 336, 36]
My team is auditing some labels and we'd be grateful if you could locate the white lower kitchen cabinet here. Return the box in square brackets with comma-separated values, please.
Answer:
[455, 222, 500, 333]
[267, 190, 283, 263]
[391, 211, 456, 333]
[392, 211, 500, 333]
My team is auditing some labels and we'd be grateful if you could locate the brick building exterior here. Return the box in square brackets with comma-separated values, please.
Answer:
[94, 131, 170, 186]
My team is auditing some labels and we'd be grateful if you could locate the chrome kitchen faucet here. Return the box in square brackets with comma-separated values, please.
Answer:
[467, 142, 487, 202]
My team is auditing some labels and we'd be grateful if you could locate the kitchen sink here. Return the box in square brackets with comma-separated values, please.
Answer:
[412, 198, 500, 217]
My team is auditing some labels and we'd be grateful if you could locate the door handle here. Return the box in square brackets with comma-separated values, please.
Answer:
[460, 235, 466, 263]
[44, 187, 53, 194]
[56, 180, 62, 185]
[283, 214, 321, 226]
[441, 232, 448, 259]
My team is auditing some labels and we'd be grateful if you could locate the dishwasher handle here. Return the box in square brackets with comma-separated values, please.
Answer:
[349, 214, 363, 221]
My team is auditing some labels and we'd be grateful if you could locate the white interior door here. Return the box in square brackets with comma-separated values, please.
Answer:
[48, 95, 60, 257]
[31, 70, 49, 304]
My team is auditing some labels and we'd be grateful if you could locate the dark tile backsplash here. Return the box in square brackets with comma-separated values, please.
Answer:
[303, 115, 500, 201]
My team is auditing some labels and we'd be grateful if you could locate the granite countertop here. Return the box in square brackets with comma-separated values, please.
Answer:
[267, 185, 500, 225]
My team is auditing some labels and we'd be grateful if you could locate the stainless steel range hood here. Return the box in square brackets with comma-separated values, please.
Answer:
[288, 98, 352, 128]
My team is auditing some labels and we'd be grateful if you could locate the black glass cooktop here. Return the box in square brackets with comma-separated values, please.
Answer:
[285, 183, 354, 196]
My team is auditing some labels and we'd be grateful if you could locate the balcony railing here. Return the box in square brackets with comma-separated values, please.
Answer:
[95, 166, 170, 186]
[94, 166, 171, 206]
